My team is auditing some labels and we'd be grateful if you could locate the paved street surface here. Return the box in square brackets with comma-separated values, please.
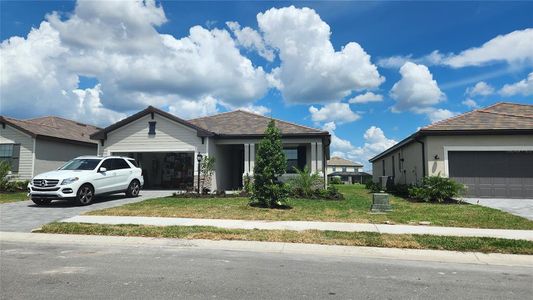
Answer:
[1, 238, 532, 300]
[462, 198, 533, 221]
[0, 191, 172, 232]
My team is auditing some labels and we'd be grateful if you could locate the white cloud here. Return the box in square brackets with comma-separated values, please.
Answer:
[325, 123, 397, 170]
[1, 0, 269, 124]
[257, 6, 384, 103]
[390, 62, 445, 112]
[168, 96, 219, 119]
[462, 98, 479, 109]
[422, 108, 457, 123]
[446, 29, 533, 68]
[499, 72, 533, 96]
[235, 104, 271, 115]
[466, 81, 494, 97]
[379, 29, 533, 69]
[309, 103, 360, 124]
[72, 84, 127, 125]
[226, 21, 275, 62]
[348, 92, 383, 104]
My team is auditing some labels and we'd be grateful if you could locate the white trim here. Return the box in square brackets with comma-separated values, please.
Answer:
[107, 148, 196, 154]
[443, 146, 533, 177]
[31, 137, 36, 178]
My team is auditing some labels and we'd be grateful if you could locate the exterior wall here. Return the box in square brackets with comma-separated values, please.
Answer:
[0, 124, 34, 179]
[425, 135, 533, 177]
[34, 138, 97, 175]
[371, 139, 424, 185]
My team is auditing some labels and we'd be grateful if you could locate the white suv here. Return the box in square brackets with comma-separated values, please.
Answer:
[28, 156, 144, 206]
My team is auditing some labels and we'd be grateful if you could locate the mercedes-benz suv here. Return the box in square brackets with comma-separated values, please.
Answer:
[28, 156, 144, 206]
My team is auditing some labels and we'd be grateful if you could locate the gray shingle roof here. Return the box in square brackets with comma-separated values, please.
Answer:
[188, 110, 328, 136]
[0, 116, 100, 144]
[422, 102, 533, 131]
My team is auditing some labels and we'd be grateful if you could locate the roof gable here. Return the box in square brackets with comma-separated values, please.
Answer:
[327, 156, 362, 167]
[188, 110, 328, 137]
[90, 106, 213, 140]
[0, 115, 99, 144]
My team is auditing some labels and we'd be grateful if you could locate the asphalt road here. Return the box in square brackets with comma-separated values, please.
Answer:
[1, 240, 532, 300]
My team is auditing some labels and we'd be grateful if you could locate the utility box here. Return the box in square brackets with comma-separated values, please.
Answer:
[371, 193, 392, 212]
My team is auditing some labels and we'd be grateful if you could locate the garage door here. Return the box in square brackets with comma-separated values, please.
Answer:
[449, 151, 533, 199]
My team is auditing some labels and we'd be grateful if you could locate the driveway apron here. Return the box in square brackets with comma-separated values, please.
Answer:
[461, 198, 533, 221]
[0, 191, 172, 232]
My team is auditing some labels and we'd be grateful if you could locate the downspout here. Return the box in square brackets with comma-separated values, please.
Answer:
[414, 137, 426, 178]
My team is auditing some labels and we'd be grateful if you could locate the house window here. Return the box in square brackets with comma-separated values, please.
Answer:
[342, 167, 347, 172]
[148, 121, 156, 135]
[283, 147, 306, 173]
[332, 167, 336, 172]
[0, 144, 20, 173]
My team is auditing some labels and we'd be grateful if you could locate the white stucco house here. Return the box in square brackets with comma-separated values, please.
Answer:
[369, 102, 533, 199]
[91, 106, 331, 191]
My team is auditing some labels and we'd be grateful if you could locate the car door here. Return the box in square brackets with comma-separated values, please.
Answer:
[112, 158, 132, 191]
[93, 159, 117, 194]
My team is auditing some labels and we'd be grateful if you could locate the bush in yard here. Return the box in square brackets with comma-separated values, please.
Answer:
[288, 166, 323, 198]
[329, 176, 342, 184]
[199, 156, 215, 194]
[251, 120, 289, 208]
[408, 176, 465, 203]
[364, 180, 381, 193]
[0, 161, 10, 191]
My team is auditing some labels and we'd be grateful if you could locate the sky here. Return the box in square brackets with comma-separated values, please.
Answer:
[1, 0, 532, 170]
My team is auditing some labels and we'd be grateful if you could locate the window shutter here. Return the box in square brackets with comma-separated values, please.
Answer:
[11, 144, 20, 173]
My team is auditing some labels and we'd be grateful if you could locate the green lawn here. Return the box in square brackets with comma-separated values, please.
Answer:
[0, 192, 28, 204]
[87, 184, 533, 230]
[39, 222, 533, 255]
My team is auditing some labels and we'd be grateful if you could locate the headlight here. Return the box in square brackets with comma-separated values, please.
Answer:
[61, 177, 79, 185]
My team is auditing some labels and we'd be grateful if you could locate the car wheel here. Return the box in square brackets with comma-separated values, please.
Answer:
[32, 199, 52, 206]
[126, 180, 141, 198]
[75, 184, 94, 206]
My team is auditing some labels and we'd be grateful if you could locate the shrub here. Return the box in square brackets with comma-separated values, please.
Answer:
[408, 176, 465, 203]
[287, 166, 323, 198]
[388, 184, 411, 198]
[329, 176, 342, 184]
[252, 120, 289, 208]
[365, 180, 382, 193]
[199, 156, 215, 194]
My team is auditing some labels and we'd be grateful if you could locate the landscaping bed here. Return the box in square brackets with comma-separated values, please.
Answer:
[0, 192, 28, 204]
[38, 222, 533, 255]
[86, 184, 533, 230]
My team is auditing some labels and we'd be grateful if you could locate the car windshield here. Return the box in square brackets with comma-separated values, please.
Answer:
[59, 159, 101, 171]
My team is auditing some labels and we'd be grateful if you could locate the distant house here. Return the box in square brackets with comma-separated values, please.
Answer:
[326, 156, 369, 184]
[0, 116, 100, 180]
[369, 102, 533, 199]
[91, 106, 331, 191]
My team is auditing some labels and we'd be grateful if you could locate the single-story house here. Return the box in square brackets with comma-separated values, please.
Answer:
[90, 106, 331, 191]
[369, 102, 533, 199]
[326, 156, 368, 184]
[0, 116, 100, 180]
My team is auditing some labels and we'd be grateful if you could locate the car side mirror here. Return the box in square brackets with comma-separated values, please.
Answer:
[99, 167, 107, 173]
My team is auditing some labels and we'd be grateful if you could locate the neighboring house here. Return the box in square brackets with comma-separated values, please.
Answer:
[326, 156, 367, 184]
[91, 106, 331, 191]
[369, 102, 533, 199]
[0, 116, 100, 180]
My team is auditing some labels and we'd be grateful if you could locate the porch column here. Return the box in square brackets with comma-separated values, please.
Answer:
[243, 143, 250, 175]
[316, 141, 323, 175]
[310, 142, 317, 173]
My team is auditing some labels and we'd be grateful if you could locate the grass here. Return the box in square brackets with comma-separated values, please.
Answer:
[0, 192, 28, 204]
[38, 222, 533, 255]
[87, 184, 533, 230]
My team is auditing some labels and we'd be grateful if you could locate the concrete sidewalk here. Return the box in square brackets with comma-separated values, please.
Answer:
[2, 231, 532, 267]
[61, 215, 533, 241]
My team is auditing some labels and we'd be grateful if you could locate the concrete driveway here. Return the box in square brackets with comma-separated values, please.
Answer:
[461, 198, 533, 221]
[0, 190, 172, 232]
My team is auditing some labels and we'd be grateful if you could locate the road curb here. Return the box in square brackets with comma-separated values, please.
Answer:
[1, 231, 531, 267]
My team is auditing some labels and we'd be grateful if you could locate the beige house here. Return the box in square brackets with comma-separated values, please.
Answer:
[0, 116, 99, 180]
[369, 102, 533, 199]
[326, 156, 368, 184]
[91, 106, 331, 191]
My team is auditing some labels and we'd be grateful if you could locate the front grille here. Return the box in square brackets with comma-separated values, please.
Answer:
[32, 187, 60, 192]
[32, 179, 59, 188]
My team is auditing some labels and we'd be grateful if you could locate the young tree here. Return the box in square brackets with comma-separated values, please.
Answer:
[199, 156, 216, 194]
[252, 120, 288, 208]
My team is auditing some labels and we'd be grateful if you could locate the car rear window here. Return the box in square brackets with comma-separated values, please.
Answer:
[127, 159, 139, 168]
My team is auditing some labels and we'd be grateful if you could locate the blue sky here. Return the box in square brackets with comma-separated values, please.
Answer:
[1, 1, 532, 169]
